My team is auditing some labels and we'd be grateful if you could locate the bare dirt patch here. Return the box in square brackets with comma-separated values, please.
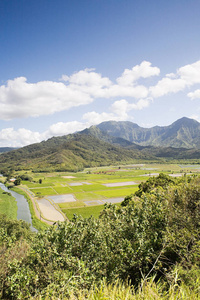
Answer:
[69, 182, 92, 186]
[102, 197, 123, 204]
[48, 194, 76, 203]
[84, 200, 103, 206]
[69, 182, 83, 186]
[37, 198, 65, 221]
[169, 173, 184, 177]
[140, 173, 159, 176]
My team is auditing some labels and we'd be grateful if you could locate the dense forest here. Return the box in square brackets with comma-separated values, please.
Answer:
[1, 173, 200, 299]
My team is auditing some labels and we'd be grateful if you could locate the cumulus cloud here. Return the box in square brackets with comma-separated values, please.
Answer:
[83, 98, 152, 125]
[0, 121, 90, 147]
[83, 100, 131, 125]
[116, 61, 160, 86]
[0, 62, 160, 120]
[0, 128, 43, 147]
[187, 89, 200, 100]
[150, 60, 200, 98]
[47, 121, 88, 136]
[0, 77, 92, 120]
[82, 111, 117, 124]
[2, 60, 200, 121]
[111, 98, 151, 115]
[150, 77, 186, 97]
[178, 61, 200, 85]
[67, 69, 112, 87]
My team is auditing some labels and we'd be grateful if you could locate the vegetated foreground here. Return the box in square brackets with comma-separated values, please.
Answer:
[1, 164, 200, 299]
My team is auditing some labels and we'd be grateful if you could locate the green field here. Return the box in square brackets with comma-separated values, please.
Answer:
[0, 188, 17, 219]
[18, 163, 200, 219]
[62, 204, 105, 219]
[94, 186, 138, 198]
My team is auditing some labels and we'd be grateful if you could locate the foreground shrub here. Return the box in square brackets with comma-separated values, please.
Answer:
[1, 175, 200, 298]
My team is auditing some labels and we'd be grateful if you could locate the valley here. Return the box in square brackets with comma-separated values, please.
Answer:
[1, 117, 200, 226]
[2, 162, 200, 224]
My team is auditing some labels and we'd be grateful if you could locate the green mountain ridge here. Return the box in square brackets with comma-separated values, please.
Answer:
[0, 133, 150, 172]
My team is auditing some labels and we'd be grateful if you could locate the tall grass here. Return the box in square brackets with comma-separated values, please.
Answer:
[33, 277, 200, 299]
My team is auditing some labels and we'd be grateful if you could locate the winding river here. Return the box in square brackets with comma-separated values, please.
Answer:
[0, 182, 37, 231]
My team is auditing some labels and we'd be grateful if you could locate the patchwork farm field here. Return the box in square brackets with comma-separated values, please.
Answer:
[18, 163, 200, 220]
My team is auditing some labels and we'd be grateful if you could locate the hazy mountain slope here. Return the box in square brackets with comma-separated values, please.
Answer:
[97, 117, 200, 148]
[80, 126, 143, 149]
[0, 147, 18, 153]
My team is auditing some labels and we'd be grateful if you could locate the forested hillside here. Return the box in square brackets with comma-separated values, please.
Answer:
[0, 133, 151, 172]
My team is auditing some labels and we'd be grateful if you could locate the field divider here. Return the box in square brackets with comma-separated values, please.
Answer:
[51, 187, 59, 194]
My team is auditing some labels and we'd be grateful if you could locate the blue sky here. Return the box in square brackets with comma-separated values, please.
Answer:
[1, 0, 200, 146]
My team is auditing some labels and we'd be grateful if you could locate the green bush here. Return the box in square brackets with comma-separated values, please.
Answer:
[1, 175, 200, 298]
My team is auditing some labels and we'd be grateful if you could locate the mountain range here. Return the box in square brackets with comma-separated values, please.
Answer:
[1, 117, 200, 172]
[96, 117, 200, 148]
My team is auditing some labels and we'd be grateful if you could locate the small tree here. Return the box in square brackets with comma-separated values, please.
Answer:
[14, 178, 21, 186]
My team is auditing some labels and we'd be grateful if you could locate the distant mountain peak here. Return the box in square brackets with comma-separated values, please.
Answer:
[171, 117, 199, 127]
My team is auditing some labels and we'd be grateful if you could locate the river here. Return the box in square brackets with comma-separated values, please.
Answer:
[0, 183, 37, 231]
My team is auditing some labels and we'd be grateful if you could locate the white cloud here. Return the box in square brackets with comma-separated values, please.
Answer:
[0, 62, 159, 120]
[150, 60, 200, 98]
[190, 114, 200, 122]
[111, 98, 151, 115]
[111, 99, 129, 119]
[116, 61, 160, 86]
[0, 77, 92, 120]
[68, 69, 112, 87]
[47, 121, 87, 136]
[83, 98, 151, 125]
[98, 84, 148, 99]
[150, 77, 186, 97]
[2, 60, 200, 122]
[178, 61, 200, 85]
[130, 98, 152, 110]
[0, 128, 42, 147]
[0, 122, 90, 147]
[59, 75, 69, 82]
[187, 89, 200, 100]
[82, 111, 117, 124]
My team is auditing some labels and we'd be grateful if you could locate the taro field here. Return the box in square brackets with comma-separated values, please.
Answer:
[18, 163, 200, 219]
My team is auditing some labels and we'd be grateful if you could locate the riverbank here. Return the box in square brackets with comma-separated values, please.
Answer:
[13, 186, 52, 230]
[15, 185, 66, 226]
